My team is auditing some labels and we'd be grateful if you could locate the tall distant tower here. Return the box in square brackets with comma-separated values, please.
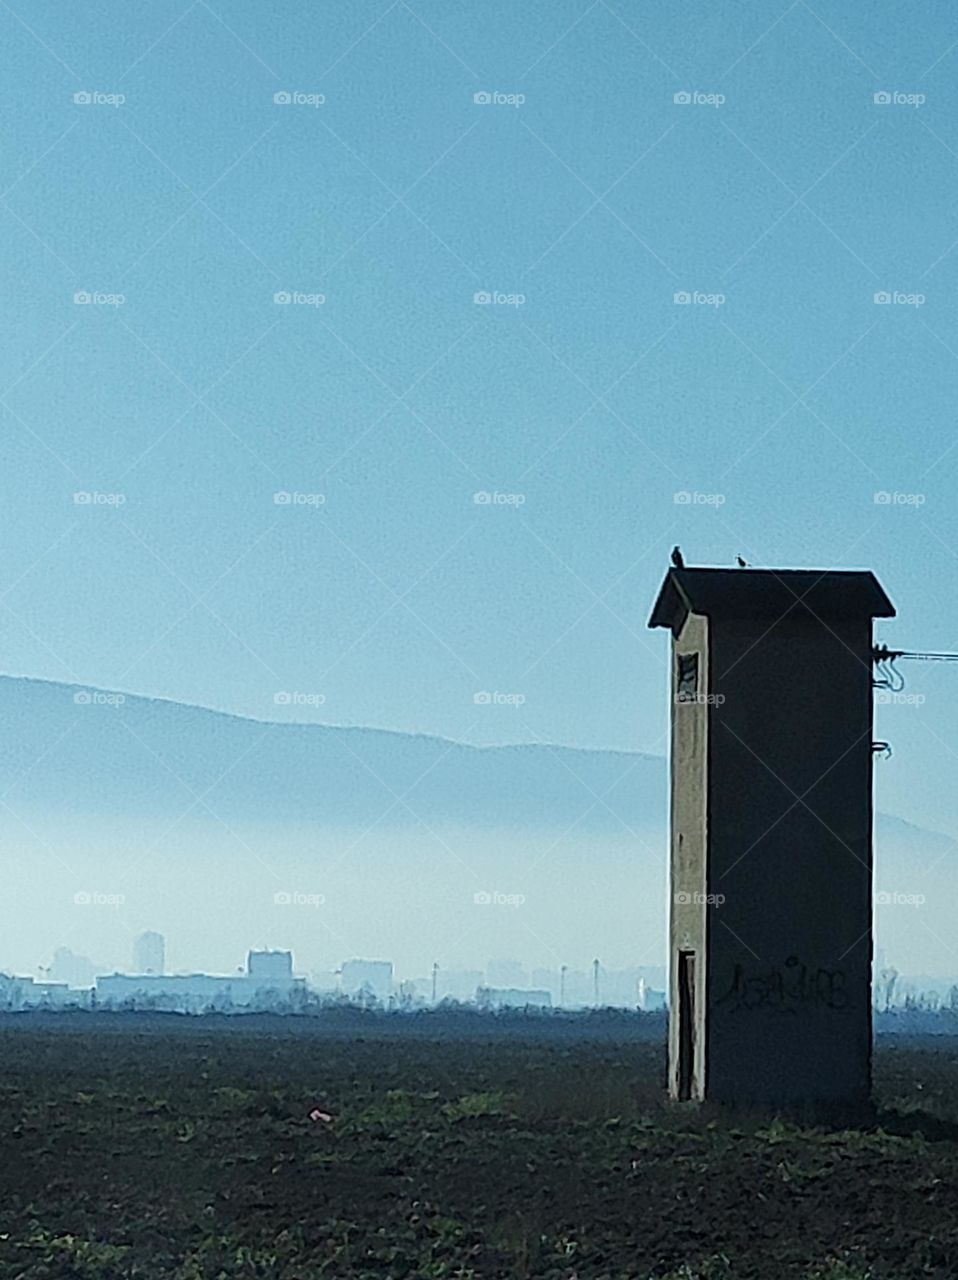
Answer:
[133, 930, 165, 976]
[649, 567, 895, 1112]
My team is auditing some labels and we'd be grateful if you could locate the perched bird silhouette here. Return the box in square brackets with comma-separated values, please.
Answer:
[671, 546, 685, 569]
[736, 555, 749, 568]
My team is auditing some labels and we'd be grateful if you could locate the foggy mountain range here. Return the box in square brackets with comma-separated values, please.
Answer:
[0, 675, 953, 979]
[0, 676, 659, 830]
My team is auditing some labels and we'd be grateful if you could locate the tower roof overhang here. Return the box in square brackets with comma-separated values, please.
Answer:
[648, 567, 896, 637]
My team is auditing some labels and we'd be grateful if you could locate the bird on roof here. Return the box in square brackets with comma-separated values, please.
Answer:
[671, 546, 685, 569]
[736, 555, 749, 568]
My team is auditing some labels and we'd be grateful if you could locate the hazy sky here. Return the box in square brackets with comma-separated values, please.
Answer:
[3, 1, 958, 834]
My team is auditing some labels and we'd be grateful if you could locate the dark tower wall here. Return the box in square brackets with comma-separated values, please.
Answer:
[706, 613, 874, 1108]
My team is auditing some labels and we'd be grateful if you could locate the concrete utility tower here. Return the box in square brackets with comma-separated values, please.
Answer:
[649, 567, 895, 1112]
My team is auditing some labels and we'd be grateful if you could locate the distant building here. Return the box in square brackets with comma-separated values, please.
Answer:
[476, 986, 552, 1010]
[0, 974, 87, 1010]
[247, 949, 292, 981]
[309, 970, 340, 994]
[97, 949, 303, 1013]
[133, 931, 165, 976]
[341, 959, 393, 1000]
[30, 980, 78, 1008]
[400, 976, 434, 1003]
[638, 979, 667, 1012]
[50, 946, 97, 988]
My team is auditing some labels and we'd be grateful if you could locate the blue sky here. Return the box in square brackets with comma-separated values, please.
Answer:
[3, 0, 958, 832]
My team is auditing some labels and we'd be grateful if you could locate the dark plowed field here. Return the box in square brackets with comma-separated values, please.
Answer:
[0, 1016, 953, 1278]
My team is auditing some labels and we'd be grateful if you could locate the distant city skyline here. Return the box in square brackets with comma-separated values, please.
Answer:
[13, 938, 958, 1014]
[16, 938, 672, 1012]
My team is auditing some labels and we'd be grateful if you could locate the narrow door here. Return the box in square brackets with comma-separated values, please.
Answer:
[677, 950, 696, 1100]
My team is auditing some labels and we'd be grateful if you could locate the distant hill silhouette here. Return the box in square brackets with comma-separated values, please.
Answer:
[0, 676, 663, 830]
[0, 677, 953, 856]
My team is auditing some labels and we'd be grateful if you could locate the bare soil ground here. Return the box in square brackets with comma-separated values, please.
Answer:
[0, 1015, 954, 1279]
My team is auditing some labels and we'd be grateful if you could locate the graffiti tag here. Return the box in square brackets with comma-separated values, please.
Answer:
[717, 955, 847, 1012]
